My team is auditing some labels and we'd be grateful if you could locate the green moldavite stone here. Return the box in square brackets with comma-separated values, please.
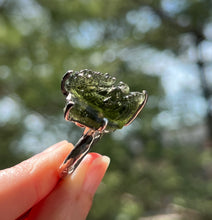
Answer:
[62, 69, 147, 132]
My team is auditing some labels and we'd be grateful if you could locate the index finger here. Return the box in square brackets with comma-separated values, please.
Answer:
[0, 140, 73, 220]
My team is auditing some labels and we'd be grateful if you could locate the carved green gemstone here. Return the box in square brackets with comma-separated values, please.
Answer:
[62, 69, 147, 132]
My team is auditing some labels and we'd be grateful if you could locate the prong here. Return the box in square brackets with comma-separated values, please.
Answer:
[64, 101, 74, 121]
[98, 118, 108, 132]
[83, 126, 92, 135]
[61, 70, 73, 96]
[125, 90, 148, 126]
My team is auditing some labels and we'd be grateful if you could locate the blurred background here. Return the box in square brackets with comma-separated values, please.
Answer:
[0, 0, 212, 219]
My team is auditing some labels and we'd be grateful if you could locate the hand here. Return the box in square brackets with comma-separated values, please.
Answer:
[0, 141, 110, 220]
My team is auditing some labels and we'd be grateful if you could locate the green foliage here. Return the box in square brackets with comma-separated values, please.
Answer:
[0, 0, 211, 219]
[89, 146, 212, 220]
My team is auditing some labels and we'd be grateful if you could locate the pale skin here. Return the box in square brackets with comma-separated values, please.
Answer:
[0, 140, 110, 220]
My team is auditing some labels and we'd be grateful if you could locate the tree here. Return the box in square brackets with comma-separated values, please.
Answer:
[0, 0, 212, 219]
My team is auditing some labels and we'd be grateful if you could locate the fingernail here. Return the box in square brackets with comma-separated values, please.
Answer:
[83, 155, 110, 195]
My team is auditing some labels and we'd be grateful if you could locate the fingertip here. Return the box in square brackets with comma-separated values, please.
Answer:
[82, 155, 110, 195]
[42, 140, 69, 153]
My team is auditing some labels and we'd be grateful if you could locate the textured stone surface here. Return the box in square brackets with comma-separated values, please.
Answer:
[62, 69, 147, 132]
